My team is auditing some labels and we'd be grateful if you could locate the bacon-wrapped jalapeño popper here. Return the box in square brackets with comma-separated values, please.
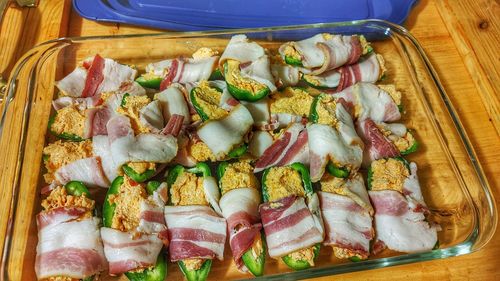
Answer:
[35, 182, 107, 281]
[260, 163, 324, 270]
[101, 176, 168, 281]
[219, 35, 277, 102]
[367, 157, 439, 253]
[217, 160, 266, 276]
[165, 163, 226, 281]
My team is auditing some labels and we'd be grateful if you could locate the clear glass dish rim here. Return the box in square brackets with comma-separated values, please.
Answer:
[0, 19, 496, 281]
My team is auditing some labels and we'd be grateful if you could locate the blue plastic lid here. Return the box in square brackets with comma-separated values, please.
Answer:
[73, 0, 417, 31]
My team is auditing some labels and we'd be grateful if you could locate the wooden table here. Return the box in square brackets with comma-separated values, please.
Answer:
[0, 0, 498, 279]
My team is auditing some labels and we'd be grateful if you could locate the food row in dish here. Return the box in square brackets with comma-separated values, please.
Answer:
[36, 33, 438, 281]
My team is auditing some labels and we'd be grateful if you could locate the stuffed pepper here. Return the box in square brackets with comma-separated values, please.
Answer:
[164, 163, 226, 281]
[307, 94, 364, 182]
[101, 175, 168, 280]
[35, 182, 106, 280]
[367, 157, 439, 253]
[357, 118, 418, 165]
[52, 54, 138, 140]
[278, 33, 372, 74]
[269, 87, 314, 128]
[219, 35, 277, 101]
[136, 48, 219, 90]
[259, 163, 324, 270]
[318, 173, 374, 261]
[42, 140, 109, 188]
[334, 82, 402, 122]
[217, 161, 265, 276]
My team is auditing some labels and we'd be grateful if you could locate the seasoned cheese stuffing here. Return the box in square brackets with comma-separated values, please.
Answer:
[50, 106, 86, 137]
[170, 171, 208, 206]
[193, 80, 228, 120]
[266, 166, 304, 202]
[108, 175, 147, 232]
[128, 162, 156, 174]
[270, 87, 313, 117]
[220, 161, 259, 195]
[42, 186, 94, 212]
[287, 247, 315, 265]
[315, 95, 338, 127]
[42, 140, 93, 183]
[116, 95, 151, 134]
[370, 158, 409, 192]
[190, 141, 217, 162]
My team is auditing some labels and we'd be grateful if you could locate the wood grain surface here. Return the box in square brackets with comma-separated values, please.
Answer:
[0, 0, 498, 280]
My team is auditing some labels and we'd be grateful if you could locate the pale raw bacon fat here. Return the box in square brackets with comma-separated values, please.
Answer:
[197, 104, 253, 160]
[259, 196, 324, 258]
[319, 189, 373, 258]
[220, 188, 262, 271]
[356, 118, 400, 165]
[146, 56, 218, 90]
[92, 135, 120, 182]
[336, 53, 381, 91]
[219, 34, 266, 66]
[271, 63, 300, 88]
[164, 205, 227, 261]
[403, 163, 426, 205]
[55, 55, 136, 98]
[139, 100, 165, 132]
[240, 55, 277, 92]
[307, 123, 363, 182]
[35, 209, 106, 279]
[351, 83, 400, 122]
[278, 34, 363, 73]
[254, 123, 308, 172]
[107, 115, 178, 168]
[54, 157, 109, 188]
[100, 227, 164, 275]
[156, 85, 191, 125]
[248, 131, 273, 158]
[369, 189, 438, 253]
[241, 98, 271, 128]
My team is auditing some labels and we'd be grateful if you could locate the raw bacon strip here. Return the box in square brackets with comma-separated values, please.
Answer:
[356, 118, 400, 165]
[56, 56, 136, 98]
[259, 196, 324, 258]
[336, 53, 381, 91]
[271, 63, 300, 88]
[318, 191, 373, 258]
[101, 227, 164, 275]
[82, 54, 105, 98]
[219, 34, 266, 66]
[36, 207, 88, 230]
[307, 123, 363, 182]
[248, 131, 273, 158]
[161, 114, 184, 137]
[158, 57, 218, 90]
[156, 84, 191, 124]
[197, 104, 253, 160]
[92, 135, 119, 183]
[335, 83, 400, 122]
[275, 129, 309, 167]
[254, 123, 305, 172]
[55, 67, 88, 97]
[240, 55, 277, 92]
[313, 35, 362, 74]
[35, 213, 106, 279]
[84, 106, 113, 138]
[52, 95, 102, 111]
[107, 115, 178, 167]
[164, 205, 227, 261]
[220, 188, 262, 271]
[54, 157, 110, 188]
[369, 189, 438, 253]
[140, 100, 164, 132]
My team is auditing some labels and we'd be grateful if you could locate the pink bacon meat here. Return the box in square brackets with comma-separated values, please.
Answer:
[164, 205, 227, 262]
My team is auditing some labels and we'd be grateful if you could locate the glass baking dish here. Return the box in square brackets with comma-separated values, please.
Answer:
[0, 20, 496, 281]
